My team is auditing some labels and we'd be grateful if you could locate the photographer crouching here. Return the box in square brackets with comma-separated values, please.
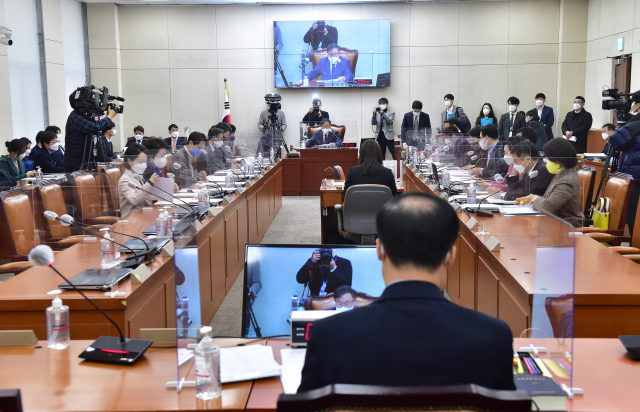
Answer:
[63, 86, 123, 173]
[296, 248, 352, 297]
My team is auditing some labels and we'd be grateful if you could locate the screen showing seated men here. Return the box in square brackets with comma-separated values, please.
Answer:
[242, 245, 386, 337]
[273, 20, 391, 88]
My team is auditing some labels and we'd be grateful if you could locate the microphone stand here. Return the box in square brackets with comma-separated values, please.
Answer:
[274, 47, 290, 88]
[133, 175, 196, 214]
[65, 215, 151, 254]
[474, 171, 537, 217]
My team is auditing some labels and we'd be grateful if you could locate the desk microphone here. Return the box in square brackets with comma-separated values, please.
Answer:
[474, 170, 538, 218]
[44, 211, 145, 268]
[28, 245, 153, 364]
[132, 173, 196, 213]
[126, 182, 194, 216]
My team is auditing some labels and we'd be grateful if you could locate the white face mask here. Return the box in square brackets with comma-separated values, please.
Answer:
[135, 134, 143, 141]
[573, 103, 582, 111]
[18, 153, 25, 160]
[483, 108, 490, 116]
[602, 132, 610, 140]
[132, 162, 147, 174]
[24, 149, 31, 157]
[322, 128, 330, 135]
[479, 138, 488, 150]
[379, 104, 387, 110]
[171, 132, 179, 138]
[503, 155, 513, 165]
[112, 129, 117, 136]
[57, 134, 63, 142]
[214, 140, 223, 148]
[513, 163, 525, 174]
[444, 100, 452, 108]
[154, 156, 167, 168]
[335, 305, 354, 312]
[508, 105, 517, 112]
[49, 143, 59, 152]
[536, 100, 544, 107]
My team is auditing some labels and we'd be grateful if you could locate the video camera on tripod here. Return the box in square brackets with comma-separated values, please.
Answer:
[265, 94, 282, 120]
[72, 85, 125, 120]
[602, 87, 637, 127]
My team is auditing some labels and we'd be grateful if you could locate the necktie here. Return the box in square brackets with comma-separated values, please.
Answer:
[172, 138, 177, 153]
[510, 114, 514, 128]
[414, 115, 419, 129]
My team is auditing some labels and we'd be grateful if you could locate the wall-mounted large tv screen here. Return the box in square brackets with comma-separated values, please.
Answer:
[273, 19, 391, 88]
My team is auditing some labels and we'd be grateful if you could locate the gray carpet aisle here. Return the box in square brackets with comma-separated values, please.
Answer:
[210, 196, 321, 336]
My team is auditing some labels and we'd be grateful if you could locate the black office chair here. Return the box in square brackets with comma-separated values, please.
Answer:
[335, 185, 393, 244]
[278, 384, 531, 412]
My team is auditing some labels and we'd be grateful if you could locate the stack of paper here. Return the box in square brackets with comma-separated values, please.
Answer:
[280, 348, 307, 394]
[220, 345, 281, 383]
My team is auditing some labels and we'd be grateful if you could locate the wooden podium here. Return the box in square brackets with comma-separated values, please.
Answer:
[299, 148, 358, 196]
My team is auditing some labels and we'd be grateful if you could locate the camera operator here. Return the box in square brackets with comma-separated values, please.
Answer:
[302, 98, 329, 126]
[296, 248, 352, 297]
[62, 90, 119, 173]
[303, 20, 338, 51]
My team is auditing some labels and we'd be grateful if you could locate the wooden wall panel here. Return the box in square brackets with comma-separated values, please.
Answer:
[477, 255, 499, 318]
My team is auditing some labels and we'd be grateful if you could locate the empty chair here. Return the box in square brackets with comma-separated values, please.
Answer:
[67, 172, 119, 227]
[36, 182, 89, 247]
[0, 189, 38, 274]
[577, 168, 595, 215]
[335, 184, 393, 244]
[333, 165, 345, 180]
[576, 176, 634, 241]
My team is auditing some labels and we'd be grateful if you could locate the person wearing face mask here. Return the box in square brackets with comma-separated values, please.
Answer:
[527, 93, 554, 144]
[372, 98, 396, 159]
[475, 103, 498, 127]
[118, 143, 159, 218]
[501, 141, 553, 201]
[171, 131, 208, 188]
[298, 193, 516, 392]
[561, 96, 593, 154]
[295, 44, 354, 85]
[497, 97, 526, 140]
[96, 121, 118, 162]
[20, 137, 34, 172]
[0, 139, 37, 180]
[143, 137, 181, 193]
[165, 124, 186, 154]
[481, 136, 522, 192]
[516, 138, 582, 227]
[33, 131, 65, 173]
[327, 286, 358, 312]
[197, 127, 227, 175]
[453, 126, 482, 167]
[303, 98, 330, 126]
[440, 94, 467, 131]
[463, 124, 508, 178]
[125, 125, 147, 148]
[302, 119, 342, 148]
[522, 112, 547, 150]
[44, 126, 65, 156]
[401, 100, 431, 146]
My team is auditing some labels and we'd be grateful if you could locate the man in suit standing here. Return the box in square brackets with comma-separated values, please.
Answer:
[401, 100, 431, 146]
[165, 124, 186, 154]
[561, 96, 593, 154]
[296, 248, 352, 296]
[498, 97, 526, 140]
[298, 192, 516, 392]
[372, 98, 396, 159]
[296, 44, 354, 85]
[303, 20, 338, 51]
[528, 93, 554, 143]
[440, 94, 464, 130]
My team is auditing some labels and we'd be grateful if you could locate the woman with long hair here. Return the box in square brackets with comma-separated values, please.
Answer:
[344, 140, 397, 198]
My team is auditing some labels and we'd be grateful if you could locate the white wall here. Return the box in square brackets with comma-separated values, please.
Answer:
[88, 0, 588, 152]
[61, 0, 87, 117]
[585, 0, 640, 130]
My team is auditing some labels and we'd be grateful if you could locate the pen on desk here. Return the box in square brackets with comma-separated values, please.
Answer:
[515, 355, 524, 374]
[523, 357, 538, 375]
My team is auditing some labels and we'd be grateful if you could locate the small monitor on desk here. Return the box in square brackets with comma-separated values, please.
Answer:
[242, 244, 385, 338]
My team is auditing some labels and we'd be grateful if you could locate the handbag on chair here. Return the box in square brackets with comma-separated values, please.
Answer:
[592, 197, 610, 230]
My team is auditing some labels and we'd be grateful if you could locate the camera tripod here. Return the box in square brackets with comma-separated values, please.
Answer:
[247, 293, 262, 338]
[274, 46, 290, 88]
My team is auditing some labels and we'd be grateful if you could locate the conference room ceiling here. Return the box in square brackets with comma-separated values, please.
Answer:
[81, 0, 512, 4]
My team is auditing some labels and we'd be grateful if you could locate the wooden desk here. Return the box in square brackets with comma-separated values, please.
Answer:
[0, 163, 283, 340]
[246, 338, 640, 412]
[402, 163, 640, 338]
[299, 149, 358, 196]
[0, 339, 260, 412]
[319, 181, 404, 243]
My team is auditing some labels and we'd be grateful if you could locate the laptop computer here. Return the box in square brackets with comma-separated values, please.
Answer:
[58, 268, 133, 290]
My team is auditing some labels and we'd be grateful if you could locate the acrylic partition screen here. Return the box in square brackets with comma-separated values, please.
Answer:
[274, 20, 390, 88]
[527, 211, 576, 397]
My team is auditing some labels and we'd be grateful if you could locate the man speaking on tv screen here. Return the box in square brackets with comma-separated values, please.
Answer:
[296, 44, 354, 86]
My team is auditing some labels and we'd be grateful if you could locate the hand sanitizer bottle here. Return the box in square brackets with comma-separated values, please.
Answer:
[46, 290, 70, 350]
[467, 184, 477, 205]
[225, 172, 235, 190]
[442, 169, 450, 188]
[163, 209, 173, 237]
[257, 153, 264, 168]
[99, 228, 117, 268]
[35, 166, 43, 182]
[269, 147, 275, 164]
[198, 185, 209, 213]
[195, 326, 221, 400]
[155, 210, 166, 237]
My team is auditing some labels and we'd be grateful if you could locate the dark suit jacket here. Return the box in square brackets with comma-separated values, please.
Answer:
[96, 136, 116, 162]
[561, 109, 593, 154]
[296, 256, 352, 296]
[527, 106, 554, 142]
[125, 137, 148, 147]
[498, 112, 526, 140]
[523, 120, 548, 151]
[302, 110, 330, 126]
[196, 144, 226, 175]
[164, 137, 187, 154]
[504, 159, 554, 201]
[303, 25, 338, 51]
[33, 149, 64, 173]
[344, 165, 397, 198]
[305, 57, 354, 82]
[298, 281, 516, 392]
[475, 140, 508, 179]
[0, 169, 15, 190]
[306, 130, 342, 147]
[400, 112, 431, 144]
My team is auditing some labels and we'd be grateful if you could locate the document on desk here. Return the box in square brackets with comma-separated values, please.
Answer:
[220, 344, 281, 384]
[148, 177, 174, 202]
[499, 205, 539, 215]
[280, 348, 307, 394]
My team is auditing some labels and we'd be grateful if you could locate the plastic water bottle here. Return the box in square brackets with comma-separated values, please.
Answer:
[155, 210, 165, 237]
[225, 172, 235, 189]
[257, 153, 264, 168]
[194, 326, 221, 400]
[467, 184, 477, 205]
[442, 170, 450, 188]
[292, 291, 298, 312]
[163, 209, 172, 237]
[300, 139, 306, 149]
[99, 228, 117, 269]
[198, 185, 209, 213]
[269, 147, 275, 164]
[181, 294, 189, 337]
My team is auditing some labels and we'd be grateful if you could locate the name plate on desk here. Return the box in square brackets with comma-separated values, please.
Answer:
[415, 172, 422, 178]
[422, 177, 429, 184]
[161, 239, 174, 257]
[412, 166, 418, 172]
[223, 195, 232, 204]
[191, 219, 204, 231]
[246, 180, 252, 187]
[236, 187, 244, 194]
[131, 263, 153, 284]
